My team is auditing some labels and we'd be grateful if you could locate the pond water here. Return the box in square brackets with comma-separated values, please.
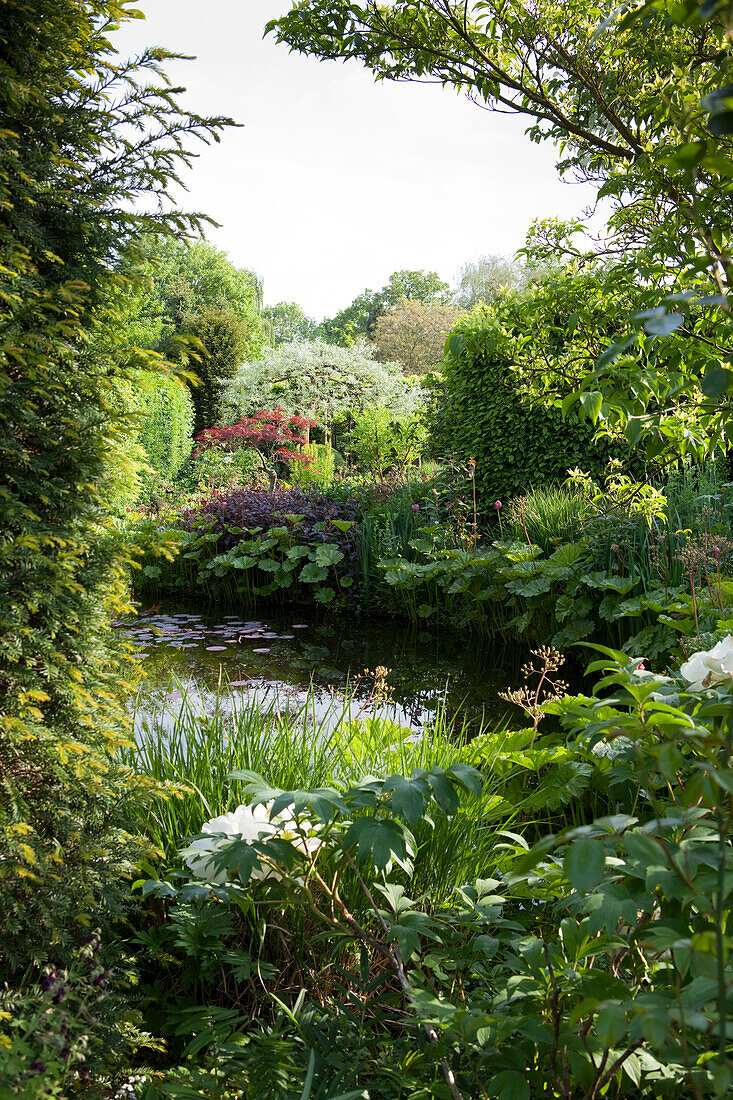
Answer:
[119, 604, 532, 733]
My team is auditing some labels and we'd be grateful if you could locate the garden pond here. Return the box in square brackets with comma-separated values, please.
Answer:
[119, 604, 539, 734]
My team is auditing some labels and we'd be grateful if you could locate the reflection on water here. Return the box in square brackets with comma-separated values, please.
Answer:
[119, 605, 529, 733]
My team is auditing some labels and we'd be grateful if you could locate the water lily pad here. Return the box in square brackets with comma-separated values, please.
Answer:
[252, 648, 270, 654]
[206, 645, 227, 652]
[292, 624, 308, 629]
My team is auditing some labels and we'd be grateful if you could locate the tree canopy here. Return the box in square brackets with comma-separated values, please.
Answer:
[318, 268, 452, 345]
[123, 237, 266, 432]
[220, 338, 422, 427]
[270, 0, 733, 462]
[454, 254, 527, 310]
[263, 300, 318, 345]
[372, 297, 465, 373]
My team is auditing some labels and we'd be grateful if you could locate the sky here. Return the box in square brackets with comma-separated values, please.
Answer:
[112, 0, 602, 320]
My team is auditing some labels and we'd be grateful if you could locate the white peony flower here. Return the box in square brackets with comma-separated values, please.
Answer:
[183, 803, 276, 884]
[679, 636, 733, 692]
[183, 801, 322, 884]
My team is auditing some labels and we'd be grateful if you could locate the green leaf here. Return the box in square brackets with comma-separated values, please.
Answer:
[314, 542, 344, 567]
[383, 775, 428, 824]
[701, 362, 733, 398]
[710, 111, 733, 135]
[446, 762, 483, 795]
[564, 838, 605, 892]
[596, 1003, 627, 1047]
[643, 311, 684, 336]
[427, 771, 460, 815]
[487, 1070, 530, 1100]
[579, 390, 603, 424]
[299, 561, 328, 584]
[343, 817, 412, 870]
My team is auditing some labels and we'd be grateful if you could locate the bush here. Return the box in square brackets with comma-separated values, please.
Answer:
[345, 406, 428, 481]
[136, 486, 361, 605]
[288, 440, 337, 489]
[220, 338, 422, 429]
[128, 650, 733, 1099]
[0, 0, 228, 1086]
[440, 312, 633, 516]
[134, 370, 195, 484]
[178, 445, 264, 491]
[506, 484, 595, 552]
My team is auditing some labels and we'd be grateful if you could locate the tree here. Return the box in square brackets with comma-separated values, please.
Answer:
[128, 237, 266, 428]
[195, 407, 317, 490]
[269, 0, 733, 463]
[318, 268, 452, 345]
[185, 306, 256, 433]
[454, 254, 526, 310]
[0, 0, 230, 1074]
[263, 300, 317, 345]
[268, 1, 731, 278]
[372, 297, 465, 373]
[153, 237, 264, 344]
[221, 338, 422, 429]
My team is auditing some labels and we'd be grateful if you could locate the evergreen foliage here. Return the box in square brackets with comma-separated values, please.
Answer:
[134, 371, 195, 484]
[0, 0, 230, 1079]
[185, 305, 257, 434]
[131, 238, 266, 434]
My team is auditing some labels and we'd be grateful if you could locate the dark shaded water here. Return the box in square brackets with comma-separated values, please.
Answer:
[119, 605, 531, 731]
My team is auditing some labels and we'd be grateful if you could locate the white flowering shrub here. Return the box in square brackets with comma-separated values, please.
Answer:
[220, 338, 424, 428]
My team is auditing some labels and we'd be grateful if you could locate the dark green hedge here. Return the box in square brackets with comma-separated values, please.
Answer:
[0, 0, 228, 1082]
[135, 370, 195, 482]
[440, 314, 633, 514]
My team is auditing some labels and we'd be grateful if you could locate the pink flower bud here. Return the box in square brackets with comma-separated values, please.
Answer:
[712, 546, 722, 561]
[494, 500, 502, 511]
[412, 503, 420, 512]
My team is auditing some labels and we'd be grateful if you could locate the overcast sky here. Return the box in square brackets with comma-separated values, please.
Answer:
[112, 0, 602, 319]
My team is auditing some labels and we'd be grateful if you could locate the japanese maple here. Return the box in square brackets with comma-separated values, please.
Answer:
[194, 406, 318, 474]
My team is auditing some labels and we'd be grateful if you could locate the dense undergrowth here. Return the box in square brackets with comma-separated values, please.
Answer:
[127, 462, 733, 670]
[4, 0, 733, 1094]
[32, 651, 728, 1099]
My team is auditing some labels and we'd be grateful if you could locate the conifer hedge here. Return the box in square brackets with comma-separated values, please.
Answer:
[135, 371, 196, 484]
[0, 0, 229, 1083]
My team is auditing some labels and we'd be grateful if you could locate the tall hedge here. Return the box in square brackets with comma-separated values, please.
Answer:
[0, 0, 228, 1085]
[440, 314, 629, 513]
[135, 370, 195, 482]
